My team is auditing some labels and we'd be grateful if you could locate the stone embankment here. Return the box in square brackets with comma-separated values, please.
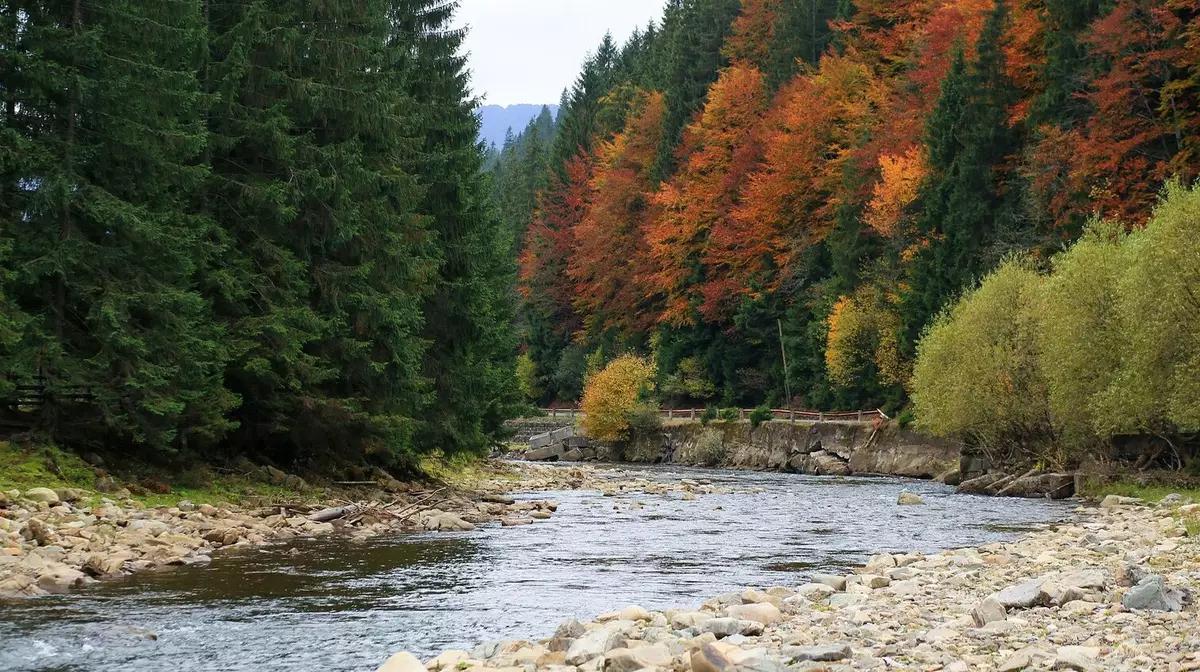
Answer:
[0, 462, 732, 600]
[378, 496, 1199, 672]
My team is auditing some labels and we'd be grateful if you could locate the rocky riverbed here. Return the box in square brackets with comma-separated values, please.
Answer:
[376, 495, 1199, 672]
[0, 462, 738, 599]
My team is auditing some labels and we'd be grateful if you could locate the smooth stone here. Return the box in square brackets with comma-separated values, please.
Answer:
[997, 578, 1045, 609]
[1054, 646, 1099, 671]
[617, 605, 651, 621]
[603, 644, 672, 672]
[809, 574, 846, 591]
[377, 652, 426, 672]
[897, 492, 925, 505]
[971, 595, 1007, 627]
[725, 602, 781, 625]
[784, 644, 852, 662]
[999, 647, 1052, 672]
[700, 618, 762, 638]
[566, 624, 630, 665]
[426, 650, 471, 671]
[23, 488, 60, 504]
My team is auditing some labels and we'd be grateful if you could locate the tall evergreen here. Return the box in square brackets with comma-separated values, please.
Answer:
[768, 0, 844, 87]
[395, 0, 521, 455]
[903, 0, 1020, 353]
[205, 0, 434, 465]
[552, 34, 620, 175]
[652, 0, 743, 181]
[2, 0, 232, 449]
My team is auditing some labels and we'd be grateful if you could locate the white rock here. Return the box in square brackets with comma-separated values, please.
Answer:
[377, 652, 427, 672]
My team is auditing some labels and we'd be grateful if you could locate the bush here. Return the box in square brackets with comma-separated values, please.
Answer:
[749, 404, 773, 428]
[580, 355, 656, 442]
[909, 258, 1054, 460]
[693, 428, 726, 466]
[719, 407, 741, 422]
[700, 406, 718, 425]
[896, 409, 915, 428]
[625, 402, 664, 440]
[826, 287, 905, 388]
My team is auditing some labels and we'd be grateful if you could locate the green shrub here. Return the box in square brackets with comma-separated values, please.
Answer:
[700, 406, 718, 425]
[719, 407, 740, 422]
[749, 404, 773, 428]
[515, 353, 542, 402]
[909, 258, 1054, 461]
[897, 409, 915, 428]
[693, 428, 726, 466]
[625, 402, 664, 440]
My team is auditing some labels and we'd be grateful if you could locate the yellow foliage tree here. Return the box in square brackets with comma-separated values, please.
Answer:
[580, 355, 656, 442]
[826, 288, 904, 388]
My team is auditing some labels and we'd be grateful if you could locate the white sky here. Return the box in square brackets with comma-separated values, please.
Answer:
[455, 0, 668, 107]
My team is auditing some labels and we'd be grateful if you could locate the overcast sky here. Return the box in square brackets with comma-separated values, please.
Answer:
[455, 0, 667, 107]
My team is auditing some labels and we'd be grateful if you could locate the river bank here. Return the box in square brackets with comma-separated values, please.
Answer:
[377, 495, 1199, 672]
[0, 459, 745, 600]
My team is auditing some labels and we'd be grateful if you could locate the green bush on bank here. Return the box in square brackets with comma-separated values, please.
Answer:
[910, 182, 1200, 467]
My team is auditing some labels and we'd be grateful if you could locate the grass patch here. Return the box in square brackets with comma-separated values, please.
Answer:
[0, 441, 95, 491]
[1184, 515, 1200, 537]
[0, 441, 318, 508]
[1077, 476, 1200, 503]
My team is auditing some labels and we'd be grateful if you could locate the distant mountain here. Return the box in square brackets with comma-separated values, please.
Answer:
[478, 104, 559, 148]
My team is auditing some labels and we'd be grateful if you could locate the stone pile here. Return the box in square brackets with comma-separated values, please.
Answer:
[379, 496, 1199, 672]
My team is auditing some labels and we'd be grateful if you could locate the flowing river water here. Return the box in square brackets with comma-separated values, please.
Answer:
[0, 464, 1074, 672]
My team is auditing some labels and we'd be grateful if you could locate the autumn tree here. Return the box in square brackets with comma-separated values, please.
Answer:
[569, 91, 666, 335]
[647, 65, 769, 324]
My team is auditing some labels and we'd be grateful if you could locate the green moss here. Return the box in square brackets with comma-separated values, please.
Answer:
[0, 441, 95, 490]
[0, 441, 320, 507]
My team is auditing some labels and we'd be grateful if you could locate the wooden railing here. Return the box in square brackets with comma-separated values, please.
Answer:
[7, 378, 94, 410]
[537, 407, 888, 424]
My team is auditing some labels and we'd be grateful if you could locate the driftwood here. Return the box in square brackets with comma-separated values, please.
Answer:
[307, 503, 364, 523]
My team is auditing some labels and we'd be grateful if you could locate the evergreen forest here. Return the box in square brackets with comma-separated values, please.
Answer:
[0, 0, 519, 469]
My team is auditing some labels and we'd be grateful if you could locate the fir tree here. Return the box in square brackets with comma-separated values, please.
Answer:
[394, 0, 521, 455]
[3, 0, 233, 449]
[903, 0, 1020, 354]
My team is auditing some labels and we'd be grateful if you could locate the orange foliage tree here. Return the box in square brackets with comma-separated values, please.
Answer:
[647, 65, 770, 325]
[518, 156, 592, 335]
[569, 91, 666, 335]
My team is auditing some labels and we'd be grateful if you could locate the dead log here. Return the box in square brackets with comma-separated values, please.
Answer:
[308, 503, 363, 523]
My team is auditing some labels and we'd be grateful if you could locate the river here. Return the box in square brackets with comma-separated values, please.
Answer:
[0, 464, 1074, 672]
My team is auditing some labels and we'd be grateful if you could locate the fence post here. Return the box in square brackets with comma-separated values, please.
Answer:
[668, 409, 674, 420]
[789, 409, 795, 423]
[857, 410, 863, 422]
[691, 408, 696, 420]
[570, 407, 575, 420]
[740, 408, 746, 421]
[818, 411, 824, 423]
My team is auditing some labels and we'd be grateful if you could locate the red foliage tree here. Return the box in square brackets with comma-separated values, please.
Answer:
[646, 66, 770, 325]
[569, 91, 666, 334]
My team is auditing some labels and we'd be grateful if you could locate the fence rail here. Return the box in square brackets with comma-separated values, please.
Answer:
[537, 407, 888, 424]
[6, 378, 94, 410]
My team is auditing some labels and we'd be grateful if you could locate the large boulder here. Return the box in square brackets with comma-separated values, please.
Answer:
[23, 487, 60, 505]
[523, 446, 563, 462]
[897, 492, 925, 505]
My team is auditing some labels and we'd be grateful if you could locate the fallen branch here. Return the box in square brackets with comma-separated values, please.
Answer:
[307, 503, 364, 523]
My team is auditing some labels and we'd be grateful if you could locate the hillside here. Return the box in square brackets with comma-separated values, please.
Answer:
[478, 104, 560, 147]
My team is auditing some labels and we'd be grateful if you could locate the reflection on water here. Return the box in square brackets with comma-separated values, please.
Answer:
[0, 464, 1073, 672]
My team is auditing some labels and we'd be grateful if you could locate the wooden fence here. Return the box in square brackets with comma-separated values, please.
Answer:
[538, 407, 888, 424]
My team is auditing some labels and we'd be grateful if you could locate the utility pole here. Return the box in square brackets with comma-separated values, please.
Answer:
[777, 319, 792, 408]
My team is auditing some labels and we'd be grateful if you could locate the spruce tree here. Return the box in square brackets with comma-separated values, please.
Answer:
[903, 0, 1020, 354]
[206, 0, 434, 464]
[394, 0, 520, 455]
[3, 0, 232, 449]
